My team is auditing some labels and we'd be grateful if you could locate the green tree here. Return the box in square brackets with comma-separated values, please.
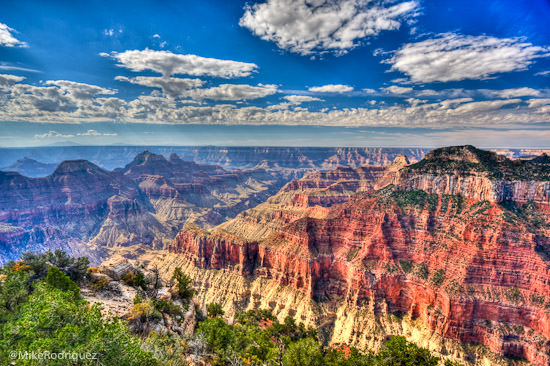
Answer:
[206, 302, 224, 318]
[0, 281, 159, 365]
[324, 346, 374, 366]
[375, 336, 439, 366]
[172, 267, 195, 301]
[197, 317, 235, 364]
[0, 262, 31, 314]
[21, 250, 89, 283]
[283, 337, 325, 366]
[45, 266, 80, 297]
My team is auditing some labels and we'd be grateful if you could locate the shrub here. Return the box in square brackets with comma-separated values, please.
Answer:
[90, 277, 111, 291]
[122, 270, 147, 289]
[413, 262, 429, 280]
[45, 266, 80, 297]
[400, 260, 413, 273]
[21, 250, 89, 283]
[430, 269, 446, 287]
[207, 302, 224, 318]
[283, 338, 324, 366]
[376, 336, 439, 366]
[172, 267, 195, 301]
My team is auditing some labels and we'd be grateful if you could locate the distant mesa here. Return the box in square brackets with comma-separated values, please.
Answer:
[52, 159, 107, 176]
[1, 157, 58, 177]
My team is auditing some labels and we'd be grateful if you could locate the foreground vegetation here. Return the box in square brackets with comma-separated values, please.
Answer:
[0, 250, 462, 365]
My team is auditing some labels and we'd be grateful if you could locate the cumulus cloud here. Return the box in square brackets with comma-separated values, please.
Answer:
[479, 87, 542, 99]
[0, 23, 27, 47]
[0, 74, 25, 89]
[104, 49, 258, 78]
[527, 98, 550, 108]
[308, 84, 353, 93]
[181, 84, 278, 101]
[239, 0, 419, 56]
[35, 131, 75, 139]
[45, 80, 115, 101]
[77, 129, 118, 136]
[283, 95, 322, 104]
[115, 76, 204, 98]
[1, 72, 550, 128]
[388, 33, 550, 83]
[382, 85, 413, 94]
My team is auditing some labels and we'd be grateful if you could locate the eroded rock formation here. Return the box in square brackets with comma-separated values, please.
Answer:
[168, 146, 550, 365]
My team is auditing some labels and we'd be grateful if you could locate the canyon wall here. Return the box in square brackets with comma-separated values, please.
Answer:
[168, 146, 550, 365]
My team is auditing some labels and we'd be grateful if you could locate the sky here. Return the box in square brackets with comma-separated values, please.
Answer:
[0, 0, 550, 148]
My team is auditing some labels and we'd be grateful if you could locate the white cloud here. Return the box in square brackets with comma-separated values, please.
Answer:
[45, 80, 116, 101]
[1, 73, 549, 128]
[527, 98, 550, 108]
[535, 70, 550, 77]
[115, 76, 204, 98]
[382, 85, 413, 94]
[415, 89, 438, 97]
[479, 87, 542, 99]
[77, 129, 118, 136]
[103, 28, 122, 37]
[104, 49, 258, 78]
[308, 84, 353, 93]
[362, 88, 377, 94]
[181, 84, 278, 101]
[387, 33, 550, 83]
[35, 131, 76, 139]
[239, 0, 419, 56]
[0, 74, 25, 89]
[0, 23, 27, 47]
[0, 63, 41, 73]
[283, 95, 322, 104]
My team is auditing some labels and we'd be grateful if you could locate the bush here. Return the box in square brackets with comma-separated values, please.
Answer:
[21, 250, 89, 283]
[206, 303, 224, 318]
[413, 263, 429, 280]
[172, 267, 195, 301]
[153, 299, 184, 319]
[122, 270, 147, 289]
[400, 260, 413, 273]
[283, 338, 324, 366]
[430, 269, 446, 287]
[0, 257, 160, 366]
[45, 266, 80, 297]
[90, 277, 111, 291]
[376, 336, 439, 366]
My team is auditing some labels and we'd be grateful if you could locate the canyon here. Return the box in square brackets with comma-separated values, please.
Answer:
[1, 147, 424, 264]
[164, 146, 550, 365]
[1, 144, 550, 365]
[0, 151, 286, 264]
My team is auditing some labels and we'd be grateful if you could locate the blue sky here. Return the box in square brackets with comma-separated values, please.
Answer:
[0, 0, 549, 147]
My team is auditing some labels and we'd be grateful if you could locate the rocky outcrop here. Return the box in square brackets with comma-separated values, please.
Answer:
[395, 146, 550, 209]
[82, 259, 197, 337]
[168, 146, 550, 365]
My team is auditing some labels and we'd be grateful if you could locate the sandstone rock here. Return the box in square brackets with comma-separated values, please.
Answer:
[103, 261, 134, 281]
[168, 146, 550, 365]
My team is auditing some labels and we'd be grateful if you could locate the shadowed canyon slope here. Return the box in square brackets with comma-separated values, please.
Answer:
[0, 148, 425, 264]
[167, 146, 550, 365]
[0, 151, 286, 264]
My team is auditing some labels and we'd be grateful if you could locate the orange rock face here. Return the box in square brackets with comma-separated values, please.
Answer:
[171, 146, 550, 365]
